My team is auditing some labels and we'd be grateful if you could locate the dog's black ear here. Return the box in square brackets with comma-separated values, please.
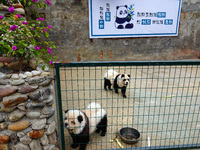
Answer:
[116, 6, 119, 9]
[77, 115, 83, 123]
[121, 74, 125, 78]
[64, 110, 69, 113]
[128, 74, 130, 78]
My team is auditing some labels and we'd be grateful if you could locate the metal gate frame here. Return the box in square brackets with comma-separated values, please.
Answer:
[54, 60, 200, 150]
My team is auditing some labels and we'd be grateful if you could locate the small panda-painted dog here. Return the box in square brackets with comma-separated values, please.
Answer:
[104, 69, 130, 98]
[64, 102, 107, 150]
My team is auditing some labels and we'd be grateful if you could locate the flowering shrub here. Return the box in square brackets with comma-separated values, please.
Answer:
[0, 0, 56, 71]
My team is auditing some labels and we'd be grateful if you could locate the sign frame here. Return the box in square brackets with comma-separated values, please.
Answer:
[89, 0, 182, 38]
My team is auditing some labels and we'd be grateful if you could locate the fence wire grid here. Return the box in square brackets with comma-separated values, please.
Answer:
[54, 61, 200, 150]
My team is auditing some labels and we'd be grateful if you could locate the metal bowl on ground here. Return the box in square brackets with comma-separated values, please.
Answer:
[119, 127, 140, 144]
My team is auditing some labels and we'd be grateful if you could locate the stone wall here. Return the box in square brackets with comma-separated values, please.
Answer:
[38, 0, 200, 62]
[0, 66, 59, 150]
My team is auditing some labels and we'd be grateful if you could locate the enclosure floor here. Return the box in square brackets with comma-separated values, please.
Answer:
[57, 65, 200, 150]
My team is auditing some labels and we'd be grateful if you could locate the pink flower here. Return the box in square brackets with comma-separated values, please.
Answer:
[9, 6, 15, 13]
[12, 45, 17, 50]
[35, 46, 41, 50]
[47, 25, 52, 28]
[39, 18, 44, 21]
[10, 25, 18, 31]
[0, 15, 3, 20]
[47, 47, 51, 54]
[32, 0, 38, 2]
[17, 14, 21, 18]
[22, 21, 28, 25]
[45, 0, 51, 6]
[50, 61, 53, 65]
[43, 28, 47, 33]
[36, 18, 44, 21]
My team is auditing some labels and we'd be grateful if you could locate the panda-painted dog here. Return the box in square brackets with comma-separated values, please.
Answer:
[64, 102, 107, 150]
[104, 69, 130, 98]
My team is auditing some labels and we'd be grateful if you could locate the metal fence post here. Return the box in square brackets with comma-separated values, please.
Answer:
[54, 65, 66, 150]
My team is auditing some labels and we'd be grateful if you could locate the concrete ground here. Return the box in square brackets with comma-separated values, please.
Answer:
[56, 65, 200, 150]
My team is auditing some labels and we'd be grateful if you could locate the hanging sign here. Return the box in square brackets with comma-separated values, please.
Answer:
[89, 0, 182, 38]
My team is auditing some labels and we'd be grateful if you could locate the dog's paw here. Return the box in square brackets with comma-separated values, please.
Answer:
[71, 143, 79, 148]
[100, 133, 106, 136]
[96, 129, 100, 133]
[123, 95, 127, 98]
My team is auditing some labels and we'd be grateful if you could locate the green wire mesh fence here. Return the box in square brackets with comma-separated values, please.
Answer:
[54, 61, 200, 150]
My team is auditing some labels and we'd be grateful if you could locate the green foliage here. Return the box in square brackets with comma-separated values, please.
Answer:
[2, 0, 48, 8]
[0, 0, 56, 70]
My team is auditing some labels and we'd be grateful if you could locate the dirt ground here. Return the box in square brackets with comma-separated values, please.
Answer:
[55, 64, 200, 150]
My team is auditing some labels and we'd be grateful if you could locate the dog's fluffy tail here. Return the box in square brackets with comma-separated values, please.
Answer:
[87, 102, 102, 109]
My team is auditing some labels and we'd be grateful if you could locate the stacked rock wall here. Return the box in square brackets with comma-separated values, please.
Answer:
[0, 67, 59, 150]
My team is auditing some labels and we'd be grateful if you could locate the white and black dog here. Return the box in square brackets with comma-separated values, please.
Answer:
[64, 102, 107, 150]
[104, 69, 130, 98]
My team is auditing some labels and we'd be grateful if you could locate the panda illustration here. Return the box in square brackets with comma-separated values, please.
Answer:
[64, 102, 107, 150]
[104, 69, 130, 98]
[115, 5, 133, 29]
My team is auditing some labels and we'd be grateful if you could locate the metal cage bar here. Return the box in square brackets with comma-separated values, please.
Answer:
[55, 60, 200, 67]
[54, 61, 200, 150]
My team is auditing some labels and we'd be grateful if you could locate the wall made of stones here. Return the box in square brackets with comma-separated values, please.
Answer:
[38, 0, 200, 62]
[0, 67, 59, 150]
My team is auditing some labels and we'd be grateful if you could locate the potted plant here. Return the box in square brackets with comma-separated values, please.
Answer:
[0, 0, 56, 71]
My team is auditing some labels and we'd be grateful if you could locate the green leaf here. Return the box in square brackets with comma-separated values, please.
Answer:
[19, 49, 24, 54]
[28, 1, 32, 6]
[42, 65, 46, 70]
[45, 32, 49, 38]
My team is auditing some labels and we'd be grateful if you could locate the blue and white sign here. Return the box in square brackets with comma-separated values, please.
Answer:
[89, 0, 182, 38]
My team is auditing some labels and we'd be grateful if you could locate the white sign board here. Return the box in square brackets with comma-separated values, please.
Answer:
[89, 0, 182, 38]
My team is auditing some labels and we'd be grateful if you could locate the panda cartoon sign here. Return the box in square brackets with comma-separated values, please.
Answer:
[89, 0, 182, 38]
[115, 5, 134, 29]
